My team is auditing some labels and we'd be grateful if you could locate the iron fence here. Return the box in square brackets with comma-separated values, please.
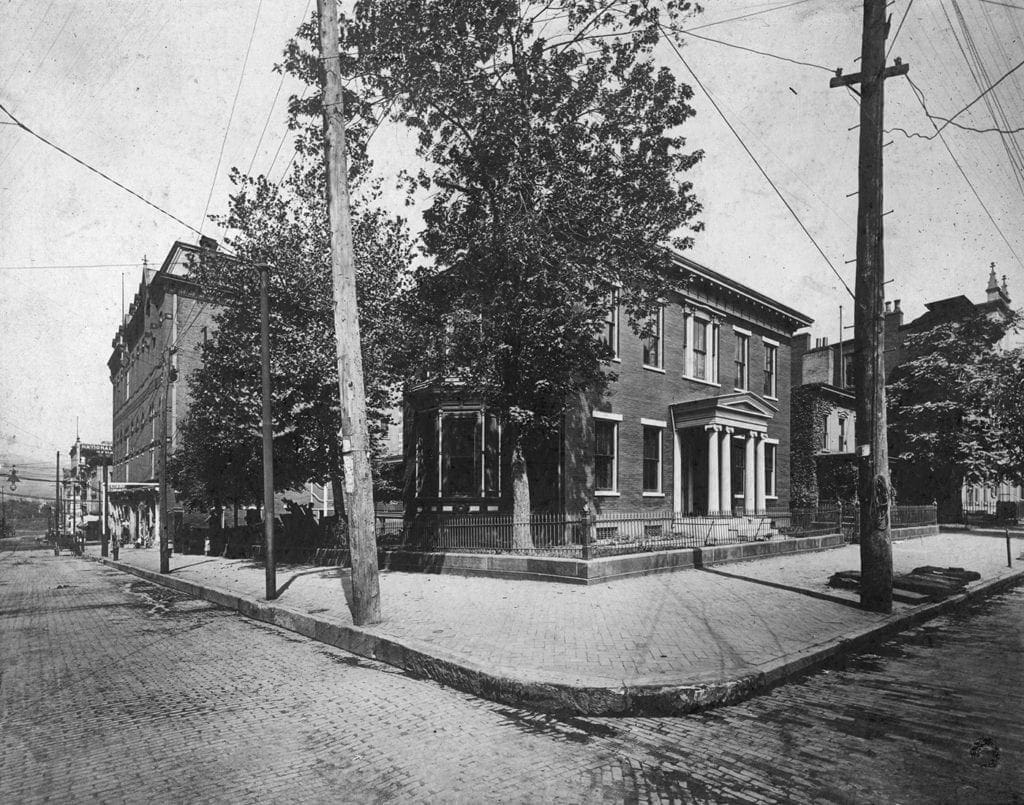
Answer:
[838, 502, 940, 541]
[961, 498, 1023, 526]
[398, 507, 845, 559]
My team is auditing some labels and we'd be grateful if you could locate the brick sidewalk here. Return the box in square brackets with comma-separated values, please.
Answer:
[96, 531, 1024, 713]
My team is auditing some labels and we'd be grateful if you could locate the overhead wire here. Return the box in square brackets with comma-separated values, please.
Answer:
[658, 26, 854, 299]
[0, 102, 204, 237]
[200, 0, 265, 231]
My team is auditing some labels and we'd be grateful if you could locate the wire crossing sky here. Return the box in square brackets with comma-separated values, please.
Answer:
[1, 0, 1022, 468]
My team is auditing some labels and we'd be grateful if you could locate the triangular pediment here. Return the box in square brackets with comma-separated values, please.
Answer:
[670, 391, 777, 432]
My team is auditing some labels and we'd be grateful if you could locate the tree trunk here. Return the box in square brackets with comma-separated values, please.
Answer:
[510, 431, 534, 551]
[331, 476, 347, 540]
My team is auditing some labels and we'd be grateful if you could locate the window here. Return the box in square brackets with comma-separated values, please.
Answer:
[600, 291, 619, 359]
[734, 333, 749, 390]
[820, 416, 829, 451]
[438, 410, 501, 498]
[763, 344, 777, 397]
[642, 306, 664, 369]
[441, 413, 479, 497]
[642, 425, 662, 493]
[693, 320, 708, 380]
[844, 356, 855, 388]
[414, 410, 438, 497]
[594, 418, 618, 493]
[838, 416, 848, 452]
[685, 312, 719, 383]
[764, 443, 777, 497]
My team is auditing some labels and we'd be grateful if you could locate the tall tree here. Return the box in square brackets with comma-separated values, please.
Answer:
[887, 309, 1022, 520]
[172, 157, 411, 518]
[303, 1, 703, 542]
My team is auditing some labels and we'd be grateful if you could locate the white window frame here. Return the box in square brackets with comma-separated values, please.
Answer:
[593, 411, 621, 496]
[734, 331, 750, 391]
[838, 415, 848, 453]
[640, 419, 665, 496]
[642, 305, 665, 372]
[763, 340, 778, 399]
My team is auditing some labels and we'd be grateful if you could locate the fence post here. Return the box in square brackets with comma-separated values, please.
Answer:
[582, 505, 595, 561]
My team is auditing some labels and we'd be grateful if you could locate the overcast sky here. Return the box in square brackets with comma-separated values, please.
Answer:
[1, 0, 1022, 497]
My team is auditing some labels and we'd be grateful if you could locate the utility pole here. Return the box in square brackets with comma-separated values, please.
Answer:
[159, 348, 172, 574]
[55, 451, 61, 540]
[258, 262, 277, 601]
[317, 0, 382, 626]
[830, 0, 908, 613]
[100, 462, 109, 558]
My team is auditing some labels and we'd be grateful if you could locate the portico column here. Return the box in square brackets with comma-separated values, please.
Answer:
[744, 431, 756, 514]
[672, 428, 682, 514]
[706, 425, 720, 514]
[755, 434, 767, 513]
[719, 427, 733, 513]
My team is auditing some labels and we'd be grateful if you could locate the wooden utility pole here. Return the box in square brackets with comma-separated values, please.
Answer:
[316, 0, 382, 625]
[55, 451, 61, 539]
[830, 0, 908, 613]
[258, 263, 277, 601]
[159, 348, 172, 574]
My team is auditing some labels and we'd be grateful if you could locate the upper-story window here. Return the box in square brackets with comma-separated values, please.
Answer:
[689, 316, 719, 383]
[642, 306, 664, 369]
[844, 356, 855, 388]
[734, 332, 750, 390]
[600, 291, 619, 359]
[763, 343, 778, 398]
[838, 415, 848, 452]
[820, 415, 829, 451]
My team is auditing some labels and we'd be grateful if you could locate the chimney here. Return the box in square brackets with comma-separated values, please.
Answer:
[1001, 274, 1011, 304]
[199, 235, 219, 252]
[885, 301, 892, 313]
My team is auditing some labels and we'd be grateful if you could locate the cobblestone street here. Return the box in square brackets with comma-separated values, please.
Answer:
[2, 541, 1022, 803]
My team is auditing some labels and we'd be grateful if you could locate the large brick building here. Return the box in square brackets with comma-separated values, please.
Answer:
[106, 238, 219, 545]
[404, 253, 812, 518]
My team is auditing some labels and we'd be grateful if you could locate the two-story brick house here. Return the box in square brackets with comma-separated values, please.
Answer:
[403, 252, 812, 519]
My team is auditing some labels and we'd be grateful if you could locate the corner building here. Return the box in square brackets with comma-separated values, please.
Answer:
[404, 253, 812, 519]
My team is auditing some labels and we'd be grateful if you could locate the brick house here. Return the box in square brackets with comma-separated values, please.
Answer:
[403, 252, 812, 519]
[107, 238, 219, 546]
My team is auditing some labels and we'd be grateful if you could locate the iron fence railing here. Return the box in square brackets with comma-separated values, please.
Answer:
[961, 498, 1023, 525]
[398, 507, 846, 559]
[839, 503, 940, 541]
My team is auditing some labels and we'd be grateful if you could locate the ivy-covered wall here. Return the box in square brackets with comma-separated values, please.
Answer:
[790, 386, 833, 507]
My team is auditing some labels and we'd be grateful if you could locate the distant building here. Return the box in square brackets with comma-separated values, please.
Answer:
[62, 437, 112, 535]
[106, 238, 219, 546]
[790, 266, 1021, 513]
[403, 253, 812, 521]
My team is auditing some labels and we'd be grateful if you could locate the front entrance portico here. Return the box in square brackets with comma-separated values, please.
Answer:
[670, 392, 778, 515]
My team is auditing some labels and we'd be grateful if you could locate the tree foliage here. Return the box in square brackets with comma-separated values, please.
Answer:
[887, 309, 1023, 515]
[171, 155, 411, 511]
[290, 1, 704, 525]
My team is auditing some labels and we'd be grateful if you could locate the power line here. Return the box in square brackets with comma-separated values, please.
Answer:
[200, 0, 265, 230]
[934, 54, 1024, 137]
[673, 28, 833, 72]
[680, 0, 819, 34]
[0, 263, 144, 270]
[886, 0, 915, 60]
[659, 26, 854, 299]
[0, 102, 204, 237]
[903, 75, 1024, 270]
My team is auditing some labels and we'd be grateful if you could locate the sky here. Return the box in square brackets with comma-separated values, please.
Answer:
[1, 0, 1022, 499]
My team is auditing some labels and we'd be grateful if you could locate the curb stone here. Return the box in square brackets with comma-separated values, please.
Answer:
[86, 554, 1024, 716]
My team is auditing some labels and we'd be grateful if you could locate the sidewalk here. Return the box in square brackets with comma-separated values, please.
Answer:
[91, 531, 1024, 715]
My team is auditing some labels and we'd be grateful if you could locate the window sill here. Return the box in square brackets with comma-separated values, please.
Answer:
[643, 365, 666, 374]
[683, 376, 721, 388]
[765, 395, 779, 402]
[642, 491, 665, 497]
[595, 490, 620, 497]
